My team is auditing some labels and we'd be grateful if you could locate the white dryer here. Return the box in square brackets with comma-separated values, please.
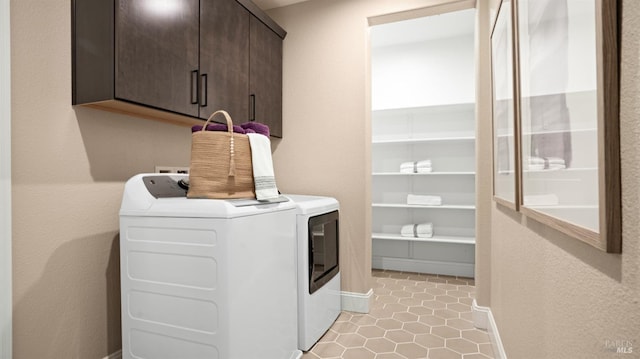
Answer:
[286, 195, 341, 351]
[119, 174, 301, 359]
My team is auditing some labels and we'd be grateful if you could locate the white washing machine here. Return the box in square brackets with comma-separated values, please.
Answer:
[286, 195, 341, 351]
[119, 174, 302, 359]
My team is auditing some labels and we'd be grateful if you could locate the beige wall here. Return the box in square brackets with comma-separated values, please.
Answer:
[473, 0, 497, 307]
[10, 0, 457, 356]
[11, 0, 640, 357]
[480, 0, 640, 358]
[10, 0, 192, 357]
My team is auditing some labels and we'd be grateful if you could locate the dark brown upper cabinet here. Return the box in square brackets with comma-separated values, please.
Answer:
[250, 16, 283, 138]
[72, 0, 286, 137]
[115, 0, 200, 118]
[200, 0, 250, 122]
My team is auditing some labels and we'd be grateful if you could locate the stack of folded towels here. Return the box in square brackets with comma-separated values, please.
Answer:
[400, 223, 434, 238]
[407, 194, 442, 206]
[400, 160, 432, 174]
[191, 121, 270, 137]
[527, 156, 566, 171]
[545, 157, 566, 170]
[527, 156, 545, 171]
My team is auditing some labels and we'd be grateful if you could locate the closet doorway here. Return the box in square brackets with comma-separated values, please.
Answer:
[369, 5, 477, 277]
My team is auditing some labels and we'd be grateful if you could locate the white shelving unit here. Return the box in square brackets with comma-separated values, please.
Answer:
[370, 8, 477, 277]
[371, 103, 476, 277]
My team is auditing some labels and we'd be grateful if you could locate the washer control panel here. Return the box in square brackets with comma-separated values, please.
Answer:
[142, 175, 188, 198]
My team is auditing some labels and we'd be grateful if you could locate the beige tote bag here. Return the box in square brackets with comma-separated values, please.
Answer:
[187, 110, 255, 199]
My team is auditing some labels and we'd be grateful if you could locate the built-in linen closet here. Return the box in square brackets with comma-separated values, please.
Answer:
[370, 7, 477, 277]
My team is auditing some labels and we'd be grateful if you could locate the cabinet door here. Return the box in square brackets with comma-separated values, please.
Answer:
[250, 16, 283, 138]
[115, 0, 200, 117]
[200, 0, 250, 123]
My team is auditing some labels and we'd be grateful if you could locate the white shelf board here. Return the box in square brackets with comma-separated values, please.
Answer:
[523, 167, 597, 173]
[499, 167, 598, 175]
[372, 102, 475, 113]
[372, 171, 475, 176]
[523, 127, 597, 136]
[497, 128, 597, 138]
[372, 136, 475, 144]
[523, 204, 598, 210]
[372, 203, 475, 210]
[372, 233, 475, 245]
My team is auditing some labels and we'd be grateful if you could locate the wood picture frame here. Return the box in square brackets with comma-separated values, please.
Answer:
[491, 0, 520, 210]
[514, 0, 621, 252]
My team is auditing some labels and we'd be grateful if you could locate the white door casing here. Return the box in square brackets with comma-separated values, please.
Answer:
[1, 0, 12, 357]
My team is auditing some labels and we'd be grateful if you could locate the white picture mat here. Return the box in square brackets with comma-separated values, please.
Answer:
[517, 0, 599, 232]
[491, 0, 517, 205]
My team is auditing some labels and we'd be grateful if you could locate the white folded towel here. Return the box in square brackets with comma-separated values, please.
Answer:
[527, 156, 545, 171]
[528, 156, 545, 165]
[407, 194, 442, 206]
[247, 133, 279, 200]
[548, 164, 566, 170]
[546, 157, 566, 170]
[400, 223, 434, 238]
[527, 156, 566, 170]
[546, 157, 565, 165]
[400, 167, 433, 174]
[400, 160, 432, 173]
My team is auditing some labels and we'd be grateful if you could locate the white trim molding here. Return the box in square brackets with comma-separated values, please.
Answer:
[471, 299, 490, 330]
[373, 256, 474, 278]
[103, 350, 122, 359]
[340, 289, 373, 314]
[1, 0, 12, 357]
[472, 300, 507, 359]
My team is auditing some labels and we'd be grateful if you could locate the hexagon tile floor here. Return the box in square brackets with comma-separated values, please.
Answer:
[302, 269, 495, 359]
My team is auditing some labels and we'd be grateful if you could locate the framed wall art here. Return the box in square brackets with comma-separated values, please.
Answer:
[514, 0, 621, 252]
[491, 0, 519, 209]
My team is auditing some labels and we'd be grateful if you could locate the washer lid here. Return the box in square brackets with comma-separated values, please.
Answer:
[285, 194, 339, 215]
[120, 174, 295, 218]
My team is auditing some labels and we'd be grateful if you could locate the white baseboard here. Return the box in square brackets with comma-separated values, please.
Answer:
[341, 288, 373, 313]
[103, 350, 122, 359]
[487, 310, 507, 359]
[372, 256, 474, 278]
[472, 299, 490, 329]
[113, 347, 302, 359]
[472, 300, 507, 359]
